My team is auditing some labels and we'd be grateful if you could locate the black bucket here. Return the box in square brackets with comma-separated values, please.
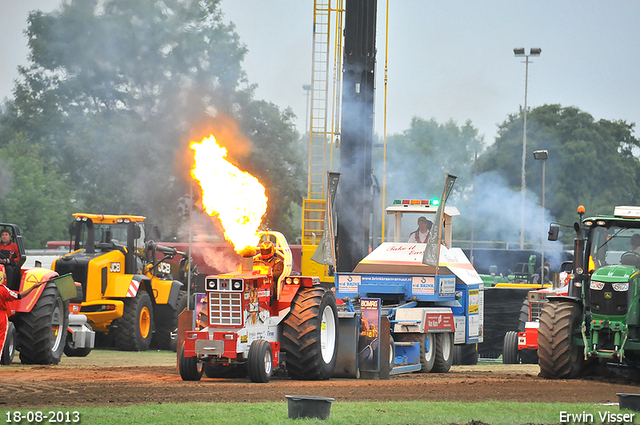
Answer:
[286, 395, 334, 420]
[618, 393, 640, 412]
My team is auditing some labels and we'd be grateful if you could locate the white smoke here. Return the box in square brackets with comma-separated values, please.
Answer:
[455, 171, 566, 268]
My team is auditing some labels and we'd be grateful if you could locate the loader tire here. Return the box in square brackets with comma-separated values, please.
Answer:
[502, 330, 519, 364]
[281, 286, 338, 380]
[538, 301, 584, 379]
[452, 343, 479, 365]
[152, 291, 188, 351]
[248, 340, 273, 383]
[1, 321, 16, 365]
[396, 333, 436, 373]
[432, 332, 454, 373]
[112, 291, 153, 351]
[179, 342, 202, 381]
[16, 282, 68, 365]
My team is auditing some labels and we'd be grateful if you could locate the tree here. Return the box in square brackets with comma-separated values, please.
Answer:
[0, 0, 305, 241]
[239, 101, 304, 241]
[476, 104, 640, 245]
[0, 137, 72, 248]
[380, 117, 484, 201]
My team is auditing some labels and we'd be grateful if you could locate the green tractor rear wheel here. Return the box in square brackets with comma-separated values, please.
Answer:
[538, 301, 584, 379]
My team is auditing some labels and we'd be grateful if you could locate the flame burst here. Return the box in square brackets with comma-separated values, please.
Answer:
[190, 135, 267, 251]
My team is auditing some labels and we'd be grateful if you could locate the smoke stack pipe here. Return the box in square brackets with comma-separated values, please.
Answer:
[241, 255, 253, 271]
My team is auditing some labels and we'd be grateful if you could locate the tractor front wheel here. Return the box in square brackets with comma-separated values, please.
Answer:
[179, 342, 203, 381]
[248, 340, 273, 383]
[538, 301, 584, 379]
[502, 330, 519, 364]
[281, 286, 338, 380]
[113, 291, 153, 351]
[1, 321, 16, 365]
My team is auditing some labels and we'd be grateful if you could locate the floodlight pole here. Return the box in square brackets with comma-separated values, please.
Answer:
[533, 149, 548, 283]
[514, 47, 541, 250]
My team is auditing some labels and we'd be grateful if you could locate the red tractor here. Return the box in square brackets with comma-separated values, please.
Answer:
[1, 223, 92, 365]
[502, 263, 572, 364]
[179, 231, 338, 383]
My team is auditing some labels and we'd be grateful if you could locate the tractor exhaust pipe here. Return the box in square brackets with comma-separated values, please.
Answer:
[239, 246, 256, 272]
[241, 256, 253, 271]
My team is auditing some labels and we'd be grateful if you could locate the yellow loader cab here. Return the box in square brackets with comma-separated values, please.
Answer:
[52, 213, 192, 352]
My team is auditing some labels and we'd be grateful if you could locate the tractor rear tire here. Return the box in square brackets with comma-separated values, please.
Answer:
[396, 333, 436, 373]
[502, 330, 519, 364]
[281, 286, 338, 380]
[248, 340, 273, 383]
[16, 282, 68, 365]
[538, 301, 584, 379]
[432, 332, 454, 373]
[518, 298, 530, 332]
[517, 297, 539, 364]
[1, 321, 16, 365]
[112, 291, 153, 351]
[179, 343, 203, 381]
[152, 291, 188, 352]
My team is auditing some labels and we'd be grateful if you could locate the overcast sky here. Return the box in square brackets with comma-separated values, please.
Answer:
[2, 0, 639, 145]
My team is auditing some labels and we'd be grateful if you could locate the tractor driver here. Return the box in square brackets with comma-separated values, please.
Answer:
[0, 229, 20, 289]
[255, 241, 284, 288]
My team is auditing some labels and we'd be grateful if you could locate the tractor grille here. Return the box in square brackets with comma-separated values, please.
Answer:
[208, 292, 243, 326]
[530, 302, 544, 321]
[590, 283, 629, 316]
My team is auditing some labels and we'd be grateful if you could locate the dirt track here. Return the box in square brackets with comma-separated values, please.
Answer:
[1, 350, 640, 409]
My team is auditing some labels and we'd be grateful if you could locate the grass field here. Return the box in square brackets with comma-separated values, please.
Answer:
[2, 401, 638, 425]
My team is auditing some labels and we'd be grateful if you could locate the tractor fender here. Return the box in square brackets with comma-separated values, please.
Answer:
[146, 277, 183, 307]
[165, 280, 184, 308]
[545, 295, 582, 305]
[103, 274, 151, 299]
[9, 268, 59, 314]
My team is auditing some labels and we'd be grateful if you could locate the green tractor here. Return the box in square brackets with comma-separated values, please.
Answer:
[540, 205, 640, 378]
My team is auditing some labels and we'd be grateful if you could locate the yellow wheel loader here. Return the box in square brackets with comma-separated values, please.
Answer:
[52, 214, 195, 351]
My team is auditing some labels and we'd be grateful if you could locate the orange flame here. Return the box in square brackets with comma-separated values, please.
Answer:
[190, 135, 267, 251]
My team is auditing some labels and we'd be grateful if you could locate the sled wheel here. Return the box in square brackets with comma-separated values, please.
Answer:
[396, 333, 436, 373]
[432, 332, 454, 373]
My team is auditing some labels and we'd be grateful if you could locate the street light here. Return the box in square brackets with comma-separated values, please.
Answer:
[514, 47, 542, 249]
[533, 149, 548, 284]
